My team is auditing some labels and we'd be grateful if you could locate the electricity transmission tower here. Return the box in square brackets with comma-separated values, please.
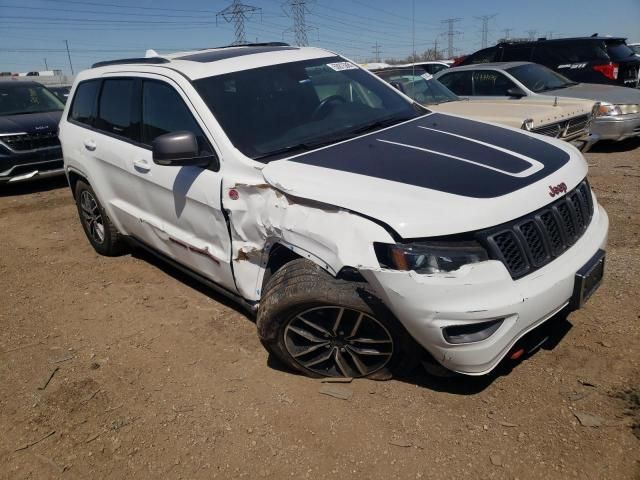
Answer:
[372, 41, 382, 62]
[475, 14, 497, 49]
[217, 0, 262, 45]
[526, 29, 538, 41]
[283, 0, 314, 46]
[502, 28, 513, 41]
[441, 18, 462, 58]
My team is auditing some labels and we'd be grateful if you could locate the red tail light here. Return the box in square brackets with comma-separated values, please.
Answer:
[592, 62, 619, 80]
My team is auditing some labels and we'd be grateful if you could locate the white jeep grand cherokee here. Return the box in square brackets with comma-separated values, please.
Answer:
[59, 43, 609, 379]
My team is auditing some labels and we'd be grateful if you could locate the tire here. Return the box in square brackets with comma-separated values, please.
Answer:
[257, 259, 420, 379]
[74, 179, 126, 256]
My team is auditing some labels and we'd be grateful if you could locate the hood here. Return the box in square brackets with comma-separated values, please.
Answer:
[543, 83, 640, 105]
[262, 113, 587, 239]
[432, 96, 593, 129]
[0, 110, 62, 135]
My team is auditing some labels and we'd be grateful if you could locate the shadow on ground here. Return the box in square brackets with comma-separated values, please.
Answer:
[0, 175, 68, 197]
[590, 137, 640, 154]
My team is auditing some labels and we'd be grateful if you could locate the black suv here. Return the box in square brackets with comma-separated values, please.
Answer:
[458, 37, 640, 88]
[0, 81, 65, 183]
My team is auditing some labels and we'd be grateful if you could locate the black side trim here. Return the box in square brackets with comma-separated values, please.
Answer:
[126, 236, 257, 314]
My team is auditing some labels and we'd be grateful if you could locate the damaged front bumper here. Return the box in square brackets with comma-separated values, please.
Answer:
[360, 204, 609, 376]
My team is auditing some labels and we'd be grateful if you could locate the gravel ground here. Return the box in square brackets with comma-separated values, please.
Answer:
[0, 138, 639, 479]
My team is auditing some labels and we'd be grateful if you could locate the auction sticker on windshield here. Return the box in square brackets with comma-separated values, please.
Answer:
[421, 72, 434, 80]
[327, 62, 358, 71]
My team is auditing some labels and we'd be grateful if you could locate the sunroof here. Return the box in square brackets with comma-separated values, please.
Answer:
[176, 45, 298, 63]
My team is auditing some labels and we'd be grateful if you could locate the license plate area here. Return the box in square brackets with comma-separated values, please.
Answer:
[571, 249, 605, 309]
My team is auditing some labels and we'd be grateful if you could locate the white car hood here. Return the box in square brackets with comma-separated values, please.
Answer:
[262, 113, 588, 239]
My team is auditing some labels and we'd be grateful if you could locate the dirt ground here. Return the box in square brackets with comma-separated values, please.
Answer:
[1, 139, 639, 480]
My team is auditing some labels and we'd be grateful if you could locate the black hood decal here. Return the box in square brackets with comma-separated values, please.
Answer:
[287, 113, 570, 198]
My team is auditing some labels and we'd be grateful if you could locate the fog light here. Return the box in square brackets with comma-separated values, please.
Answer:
[443, 319, 504, 344]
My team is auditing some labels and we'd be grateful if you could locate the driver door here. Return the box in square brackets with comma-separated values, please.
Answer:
[127, 76, 235, 291]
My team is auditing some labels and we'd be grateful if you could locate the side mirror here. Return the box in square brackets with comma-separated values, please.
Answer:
[152, 131, 210, 167]
[507, 87, 526, 98]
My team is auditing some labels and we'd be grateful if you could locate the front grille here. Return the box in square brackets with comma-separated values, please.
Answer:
[481, 179, 594, 279]
[531, 115, 590, 140]
[0, 131, 60, 151]
[566, 115, 590, 136]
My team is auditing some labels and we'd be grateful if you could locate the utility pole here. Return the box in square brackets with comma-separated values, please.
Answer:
[475, 14, 497, 49]
[284, 0, 314, 46]
[372, 41, 382, 62]
[432, 38, 440, 59]
[217, 0, 261, 46]
[441, 18, 461, 59]
[44, 58, 48, 70]
[546, 31, 556, 39]
[526, 29, 538, 41]
[502, 28, 513, 41]
[64, 40, 74, 75]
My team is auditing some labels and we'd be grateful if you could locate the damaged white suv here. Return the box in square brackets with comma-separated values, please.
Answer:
[59, 43, 608, 379]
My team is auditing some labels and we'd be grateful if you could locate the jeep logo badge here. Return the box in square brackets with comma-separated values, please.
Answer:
[548, 182, 568, 197]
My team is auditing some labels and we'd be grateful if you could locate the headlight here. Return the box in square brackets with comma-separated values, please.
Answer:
[374, 241, 489, 274]
[598, 104, 640, 116]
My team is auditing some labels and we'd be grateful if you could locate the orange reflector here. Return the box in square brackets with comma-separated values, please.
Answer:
[509, 348, 525, 361]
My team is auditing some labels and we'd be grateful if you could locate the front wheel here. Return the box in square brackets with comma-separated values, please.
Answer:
[74, 180, 126, 256]
[257, 259, 419, 378]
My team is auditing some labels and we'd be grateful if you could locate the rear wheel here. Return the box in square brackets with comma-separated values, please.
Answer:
[74, 180, 126, 256]
[257, 259, 419, 378]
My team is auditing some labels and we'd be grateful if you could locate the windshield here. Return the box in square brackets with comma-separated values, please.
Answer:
[193, 56, 423, 161]
[507, 63, 575, 92]
[376, 70, 459, 105]
[0, 83, 64, 116]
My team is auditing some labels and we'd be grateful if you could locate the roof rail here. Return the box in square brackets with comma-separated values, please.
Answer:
[92, 57, 170, 68]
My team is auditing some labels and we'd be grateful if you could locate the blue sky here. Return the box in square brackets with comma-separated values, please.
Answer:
[1, 0, 638, 74]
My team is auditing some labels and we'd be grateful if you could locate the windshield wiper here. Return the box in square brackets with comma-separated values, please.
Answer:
[349, 114, 415, 135]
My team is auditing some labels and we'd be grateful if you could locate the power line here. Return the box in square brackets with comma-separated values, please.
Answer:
[217, 0, 262, 45]
[474, 14, 497, 49]
[526, 29, 538, 41]
[441, 18, 462, 58]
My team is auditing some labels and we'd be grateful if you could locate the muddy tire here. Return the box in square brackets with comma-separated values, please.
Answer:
[74, 180, 126, 257]
[257, 259, 420, 379]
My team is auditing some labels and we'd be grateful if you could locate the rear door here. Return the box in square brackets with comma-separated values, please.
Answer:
[127, 76, 234, 290]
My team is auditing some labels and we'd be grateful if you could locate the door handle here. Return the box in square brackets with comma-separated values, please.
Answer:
[133, 158, 151, 172]
[83, 139, 96, 151]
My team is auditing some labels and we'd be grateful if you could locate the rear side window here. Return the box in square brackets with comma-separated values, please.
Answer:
[533, 41, 609, 65]
[438, 71, 473, 96]
[141, 80, 211, 155]
[95, 78, 138, 141]
[69, 80, 100, 125]
[467, 47, 499, 64]
[502, 45, 533, 62]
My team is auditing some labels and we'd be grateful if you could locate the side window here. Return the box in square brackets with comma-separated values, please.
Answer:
[95, 78, 138, 141]
[438, 71, 473, 96]
[69, 80, 100, 125]
[141, 80, 211, 155]
[469, 47, 498, 64]
[502, 46, 533, 62]
[472, 71, 516, 96]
